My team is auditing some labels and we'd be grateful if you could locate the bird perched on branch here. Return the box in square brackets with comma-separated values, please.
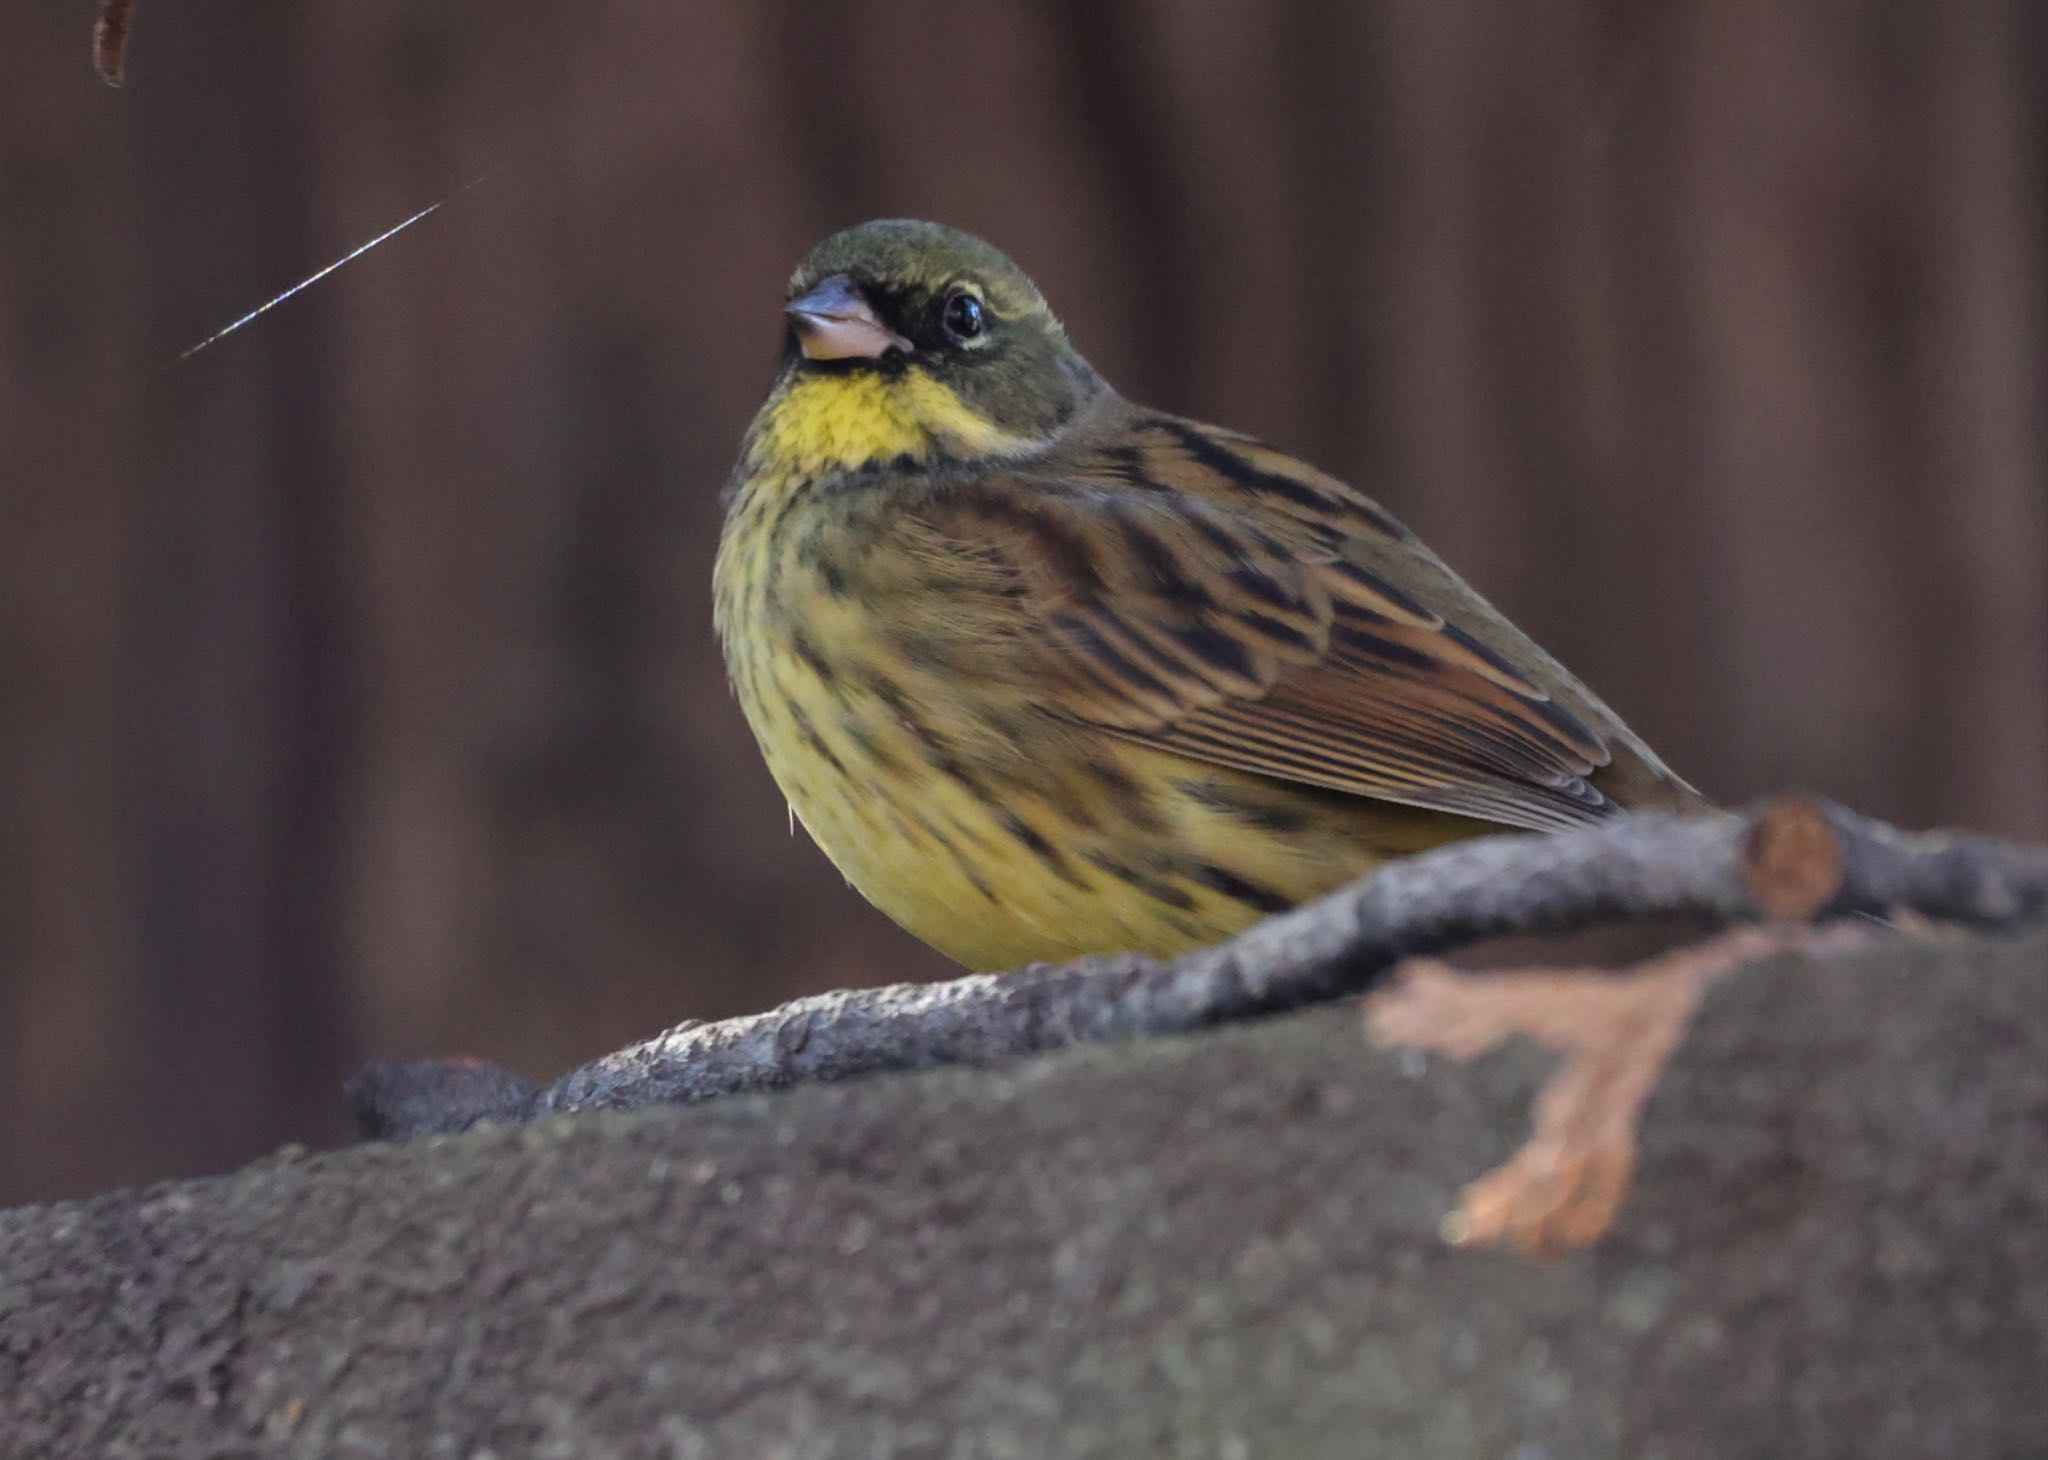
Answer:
[715, 220, 1703, 970]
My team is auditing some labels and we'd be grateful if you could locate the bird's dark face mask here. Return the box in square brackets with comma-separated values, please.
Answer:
[765, 223, 1101, 471]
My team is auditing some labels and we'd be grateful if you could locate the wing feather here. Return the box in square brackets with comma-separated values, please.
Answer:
[877, 410, 1693, 831]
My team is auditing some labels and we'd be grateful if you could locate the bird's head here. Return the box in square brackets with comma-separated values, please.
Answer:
[744, 220, 1102, 480]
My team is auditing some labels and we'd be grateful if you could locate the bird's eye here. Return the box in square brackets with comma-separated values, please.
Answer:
[941, 290, 986, 344]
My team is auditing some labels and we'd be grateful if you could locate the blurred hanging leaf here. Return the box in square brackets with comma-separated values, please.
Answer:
[94, 0, 134, 87]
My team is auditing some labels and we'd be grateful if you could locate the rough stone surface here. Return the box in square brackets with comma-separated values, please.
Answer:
[2, 929, 2044, 1459]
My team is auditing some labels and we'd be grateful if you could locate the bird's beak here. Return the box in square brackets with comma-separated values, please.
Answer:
[785, 275, 913, 361]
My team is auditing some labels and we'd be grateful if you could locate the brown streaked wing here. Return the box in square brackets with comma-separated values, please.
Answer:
[884, 411, 1682, 831]
[888, 481, 1331, 731]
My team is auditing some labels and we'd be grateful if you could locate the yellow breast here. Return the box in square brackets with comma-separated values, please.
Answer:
[714, 367, 1477, 969]
[715, 472, 1441, 970]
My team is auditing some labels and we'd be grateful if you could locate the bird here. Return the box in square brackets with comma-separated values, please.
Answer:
[714, 220, 1705, 971]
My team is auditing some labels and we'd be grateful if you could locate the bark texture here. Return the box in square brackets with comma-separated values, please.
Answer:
[3, 927, 2043, 1459]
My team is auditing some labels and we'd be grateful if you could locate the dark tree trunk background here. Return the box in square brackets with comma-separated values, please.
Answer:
[2, 0, 2044, 1204]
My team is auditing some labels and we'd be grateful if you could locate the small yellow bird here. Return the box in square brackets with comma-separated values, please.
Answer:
[715, 220, 1704, 970]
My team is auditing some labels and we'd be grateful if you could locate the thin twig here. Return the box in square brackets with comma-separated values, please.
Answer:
[1366, 922, 1872, 1257]
[347, 796, 2048, 1141]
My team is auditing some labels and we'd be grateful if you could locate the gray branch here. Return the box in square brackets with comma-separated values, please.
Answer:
[346, 798, 2048, 1140]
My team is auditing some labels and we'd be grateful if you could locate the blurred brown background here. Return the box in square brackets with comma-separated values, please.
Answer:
[2, 1, 2043, 1206]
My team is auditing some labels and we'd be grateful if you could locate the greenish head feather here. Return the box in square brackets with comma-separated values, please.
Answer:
[783, 220, 1103, 444]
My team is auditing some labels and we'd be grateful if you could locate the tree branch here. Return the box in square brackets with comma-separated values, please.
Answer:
[347, 796, 2048, 1140]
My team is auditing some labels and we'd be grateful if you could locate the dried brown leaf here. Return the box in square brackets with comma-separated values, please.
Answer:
[94, 0, 134, 87]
